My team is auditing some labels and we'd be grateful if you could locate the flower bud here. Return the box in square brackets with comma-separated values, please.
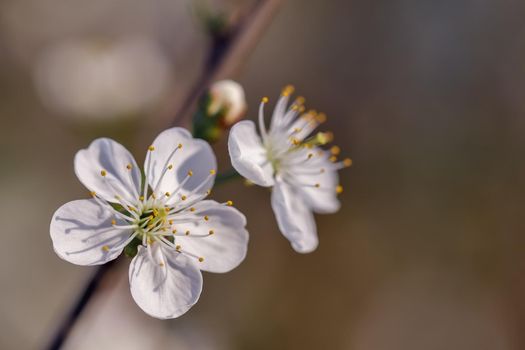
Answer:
[193, 80, 247, 143]
[207, 80, 247, 125]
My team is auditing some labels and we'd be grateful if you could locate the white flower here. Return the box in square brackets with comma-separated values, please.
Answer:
[50, 127, 249, 319]
[207, 80, 247, 125]
[35, 36, 171, 120]
[228, 86, 350, 253]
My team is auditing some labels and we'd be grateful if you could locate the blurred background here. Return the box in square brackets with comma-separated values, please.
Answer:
[1, 0, 525, 349]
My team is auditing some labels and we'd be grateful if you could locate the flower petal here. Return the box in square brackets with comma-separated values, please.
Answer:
[171, 200, 249, 273]
[50, 199, 132, 265]
[147, 127, 216, 202]
[74, 138, 141, 204]
[271, 179, 318, 253]
[289, 149, 341, 214]
[228, 120, 274, 187]
[129, 243, 203, 319]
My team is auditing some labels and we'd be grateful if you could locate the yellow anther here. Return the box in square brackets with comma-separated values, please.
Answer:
[90, 191, 96, 197]
[187, 170, 193, 177]
[102, 245, 110, 252]
[315, 183, 320, 188]
[165, 192, 171, 197]
[282, 84, 295, 96]
[172, 229, 177, 234]
[307, 153, 314, 159]
[126, 164, 132, 170]
[159, 262, 165, 267]
[168, 164, 173, 170]
[329, 156, 338, 163]
[175, 245, 181, 251]
[336, 185, 344, 194]
[209, 230, 214, 235]
[302, 113, 314, 122]
[148, 145, 155, 151]
[291, 105, 299, 111]
[147, 238, 153, 245]
[316, 113, 327, 123]
[100, 170, 107, 177]
[209, 169, 216, 175]
[226, 200, 233, 206]
[291, 138, 300, 146]
[343, 158, 353, 167]
[204, 215, 209, 221]
[198, 257, 204, 262]
[181, 195, 187, 201]
[168, 220, 173, 225]
[261, 96, 269, 103]
[185, 230, 190, 236]
[178, 143, 183, 149]
[296, 96, 306, 105]
[206, 189, 212, 195]
[331, 145, 341, 155]
[111, 219, 116, 225]
[293, 128, 302, 133]
[316, 131, 333, 145]
[190, 207, 196, 212]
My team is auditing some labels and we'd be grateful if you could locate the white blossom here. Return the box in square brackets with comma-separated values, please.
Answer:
[228, 86, 350, 253]
[51, 127, 248, 319]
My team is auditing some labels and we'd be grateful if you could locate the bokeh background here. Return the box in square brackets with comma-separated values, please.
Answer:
[1, 0, 524, 349]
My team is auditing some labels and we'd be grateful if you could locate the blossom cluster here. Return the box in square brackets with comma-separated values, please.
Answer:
[50, 84, 350, 318]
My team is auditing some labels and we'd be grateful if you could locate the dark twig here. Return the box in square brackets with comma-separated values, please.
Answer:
[46, 261, 114, 350]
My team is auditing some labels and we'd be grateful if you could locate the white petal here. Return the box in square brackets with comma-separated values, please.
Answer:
[129, 243, 203, 319]
[74, 138, 141, 204]
[228, 120, 274, 187]
[271, 179, 318, 253]
[147, 127, 216, 201]
[171, 200, 249, 273]
[289, 149, 341, 214]
[50, 199, 132, 265]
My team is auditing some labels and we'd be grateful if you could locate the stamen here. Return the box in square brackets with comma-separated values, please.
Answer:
[281, 84, 295, 96]
[336, 185, 344, 194]
[108, 231, 140, 252]
[316, 113, 327, 123]
[258, 99, 269, 140]
[100, 170, 107, 177]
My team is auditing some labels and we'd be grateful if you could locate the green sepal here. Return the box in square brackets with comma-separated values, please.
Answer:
[124, 237, 143, 258]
